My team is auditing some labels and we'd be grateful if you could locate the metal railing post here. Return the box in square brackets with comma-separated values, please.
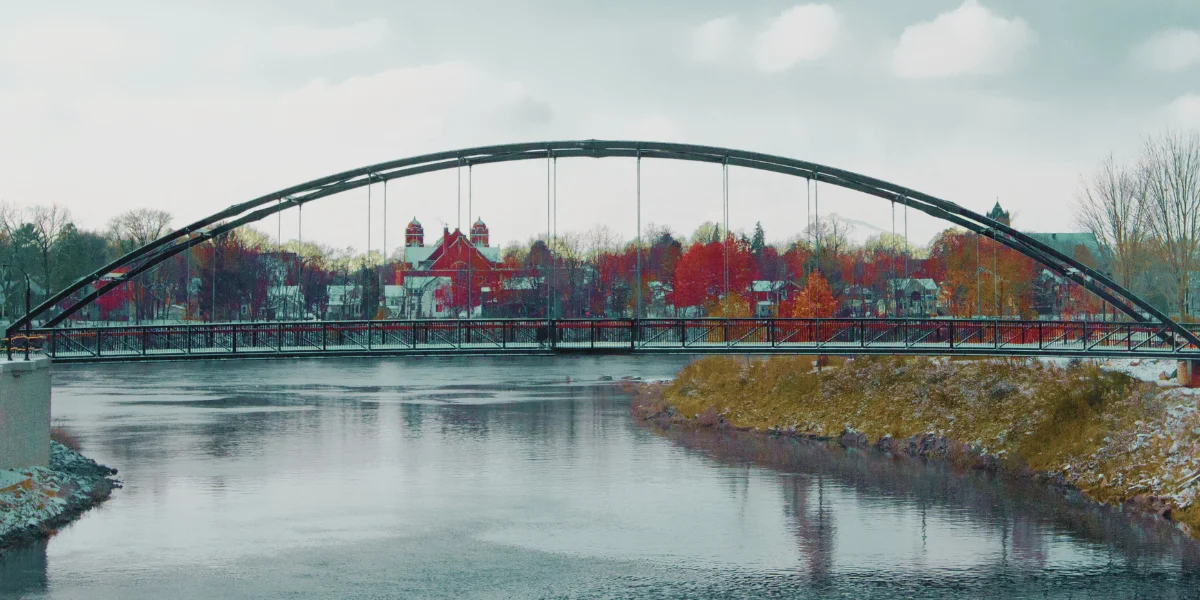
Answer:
[142, 327, 148, 355]
[859, 320, 865, 347]
[231, 324, 238, 354]
[97, 329, 103, 357]
[322, 322, 327, 351]
[367, 321, 373, 352]
[277, 321, 283, 352]
[630, 319, 635, 351]
[948, 321, 954, 349]
[186, 325, 192, 354]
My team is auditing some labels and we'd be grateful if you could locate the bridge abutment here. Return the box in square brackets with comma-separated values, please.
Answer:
[1179, 360, 1200, 388]
[0, 357, 52, 470]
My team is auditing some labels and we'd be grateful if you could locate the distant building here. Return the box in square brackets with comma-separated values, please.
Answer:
[406, 218, 425, 247]
[325, 284, 361, 319]
[267, 285, 303, 320]
[396, 219, 508, 317]
[986, 201, 1011, 226]
[887, 278, 939, 317]
[841, 284, 877, 318]
[1024, 232, 1104, 270]
[751, 280, 795, 317]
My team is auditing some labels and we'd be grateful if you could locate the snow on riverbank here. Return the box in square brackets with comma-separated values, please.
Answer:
[0, 443, 119, 552]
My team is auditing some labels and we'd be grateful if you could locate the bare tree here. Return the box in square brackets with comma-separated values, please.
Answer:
[1141, 131, 1200, 317]
[28, 204, 72, 293]
[1075, 154, 1148, 290]
[107, 208, 173, 253]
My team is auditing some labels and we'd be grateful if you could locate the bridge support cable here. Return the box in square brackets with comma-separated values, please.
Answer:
[553, 156, 558, 319]
[210, 237, 217, 323]
[467, 163, 473, 318]
[366, 175, 372, 320]
[903, 196, 909, 282]
[722, 158, 729, 301]
[814, 174, 820, 267]
[546, 151, 551, 326]
[296, 204, 303, 320]
[186, 231, 192, 321]
[15, 140, 1197, 351]
[383, 178, 388, 315]
[635, 150, 642, 320]
[891, 200, 897, 315]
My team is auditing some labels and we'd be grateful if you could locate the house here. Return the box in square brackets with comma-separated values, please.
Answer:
[1024, 232, 1105, 271]
[325, 284, 362, 319]
[751, 280, 796, 317]
[400, 218, 506, 317]
[887, 278, 939, 317]
[841, 285, 877, 317]
[267, 285, 303, 320]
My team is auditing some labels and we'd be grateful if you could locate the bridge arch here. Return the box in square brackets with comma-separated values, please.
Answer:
[10, 140, 1197, 349]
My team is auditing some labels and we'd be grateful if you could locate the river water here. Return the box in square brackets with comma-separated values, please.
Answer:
[2, 356, 1198, 599]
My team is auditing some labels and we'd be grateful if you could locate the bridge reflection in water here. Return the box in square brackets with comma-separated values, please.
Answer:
[36, 317, 1200, 362]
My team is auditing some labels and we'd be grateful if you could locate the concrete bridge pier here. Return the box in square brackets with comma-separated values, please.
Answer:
[0, 356, 51, 470]
[1179, 360, 1200, 388]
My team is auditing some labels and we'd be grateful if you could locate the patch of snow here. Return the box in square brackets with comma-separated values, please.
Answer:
[0, 469, 30, 490]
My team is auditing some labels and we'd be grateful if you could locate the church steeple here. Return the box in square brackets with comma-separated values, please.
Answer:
[986, 200, 1011, 226]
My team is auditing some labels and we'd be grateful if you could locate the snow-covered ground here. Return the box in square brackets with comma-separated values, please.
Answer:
[1037, 357, 1194, 392]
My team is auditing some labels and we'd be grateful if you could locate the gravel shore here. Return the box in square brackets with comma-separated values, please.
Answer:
[0, 443, 120, 553]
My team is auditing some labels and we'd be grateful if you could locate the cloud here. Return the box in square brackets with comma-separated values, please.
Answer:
[1166, 94, 1200, 127]
[1132, 29, 1200, 72]
[0, 61, 553, 241]
[690, 17, 737, 64]
[265, 18, 389, 59]
[891, 0, 1033, 79]
[200, 18, 390, 71]
[0, 19, 125, 73]
[753, 4, 841, 72]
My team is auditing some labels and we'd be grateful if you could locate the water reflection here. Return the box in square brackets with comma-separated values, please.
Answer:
[655, 423, 1200, 584]
[0, 355, 1197, 598]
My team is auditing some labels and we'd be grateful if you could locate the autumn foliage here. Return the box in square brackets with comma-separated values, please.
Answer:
[787, 271, 838, 318]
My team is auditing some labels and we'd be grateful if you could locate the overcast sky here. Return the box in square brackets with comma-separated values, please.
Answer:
[1, 0, 1198, 253]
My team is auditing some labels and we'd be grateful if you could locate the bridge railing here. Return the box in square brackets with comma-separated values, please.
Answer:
[33, 317, 1199, 361]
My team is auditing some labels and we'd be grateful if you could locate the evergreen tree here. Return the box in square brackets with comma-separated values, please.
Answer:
[751, 221, 766, 256]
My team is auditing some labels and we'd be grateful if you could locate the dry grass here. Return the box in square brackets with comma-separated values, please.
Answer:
[50, 427, 82, 452]
[649, 355, 1200, 536]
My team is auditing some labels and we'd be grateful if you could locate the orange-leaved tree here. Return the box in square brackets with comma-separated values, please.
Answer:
[789, 270, 837, 318]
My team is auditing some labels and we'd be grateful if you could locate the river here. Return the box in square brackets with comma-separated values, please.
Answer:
[2, 356, 1198, 598]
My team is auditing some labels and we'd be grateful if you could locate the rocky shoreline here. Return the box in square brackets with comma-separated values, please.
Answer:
[0, 443, 121, 553]
[632, 355, 1199, 539]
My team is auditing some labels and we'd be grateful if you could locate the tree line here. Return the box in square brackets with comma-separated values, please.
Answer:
[1075, 130, 1200, 319]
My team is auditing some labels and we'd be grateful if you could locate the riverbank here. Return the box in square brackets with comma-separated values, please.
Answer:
[0, 442, 120, 553]
[633, 355, 1200, 537]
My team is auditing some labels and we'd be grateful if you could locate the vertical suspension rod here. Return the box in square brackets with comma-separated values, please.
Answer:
[546, 151, 552, 328]
[467, 163, 473, 318]
[635, 149, 642, 320]
[723, 158, 729, 300]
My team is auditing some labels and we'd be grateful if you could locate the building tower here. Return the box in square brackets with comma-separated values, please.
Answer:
[470, 217, 489, 247]
[987, 201, 1011, 226]
[405, 218, 424, 247]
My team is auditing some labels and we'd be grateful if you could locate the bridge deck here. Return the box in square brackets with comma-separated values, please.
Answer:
[28, 318, 1200, 363]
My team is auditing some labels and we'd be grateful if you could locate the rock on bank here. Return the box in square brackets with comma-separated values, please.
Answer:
[0, 442, 120, 552]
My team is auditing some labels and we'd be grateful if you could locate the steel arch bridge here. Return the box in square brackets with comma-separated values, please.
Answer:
[10, 140, 1200, 362]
